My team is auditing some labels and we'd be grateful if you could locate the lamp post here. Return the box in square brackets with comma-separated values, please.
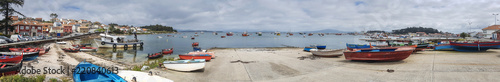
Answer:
[494, 13, 499, 25]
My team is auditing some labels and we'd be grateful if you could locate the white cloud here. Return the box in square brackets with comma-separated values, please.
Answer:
[13, 0, 500, 33]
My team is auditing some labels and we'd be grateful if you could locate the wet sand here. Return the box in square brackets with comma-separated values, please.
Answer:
[148, 48, 500, 82]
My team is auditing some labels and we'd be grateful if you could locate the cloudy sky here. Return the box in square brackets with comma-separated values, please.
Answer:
[13, 0, 500, 33]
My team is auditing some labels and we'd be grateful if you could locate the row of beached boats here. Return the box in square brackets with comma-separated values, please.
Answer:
[60, 44, 98, 53]
[0, 47, 51, 77]
[305, 40, 500, 61]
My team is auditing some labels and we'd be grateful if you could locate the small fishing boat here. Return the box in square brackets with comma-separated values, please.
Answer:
[226, 32, 234, 36]
[95, 33, 144, 48]
[163, 59, 206, 72]
[315, 44, 327, 49]
[303, 47, 315, 52]
[434, 44, 453, 51]
[343, 47, 415, 61]
[415, 43, 429, 51]
[221, 36, 226, 38]
[0, 55, 23, 63]
[0, 52, 39, 56]
[72, 44, 87, 47]
[346, 43, 373, 50]
[258, 32, 262, 36]
[191, 37, 195, 40]
[242, 32, 249, 36]
[157, 36, 162, 38]
[310, 49, 344, 57]
[117, 70, 174, 82]
[450, 41, 500, 52]
[188, 52, 215, 58]
[192, 42, 199, 46]
[162, 48, 174, 54]
[79, 47, 97, 52]
[0, 62, 23, 77]
[178, 54, 212, 61]
[308, 33, 313, 36]
[62, 48, 80, 53]
[193, 47, 202, 51]
[147, 53, 163, 59]
[73, 61, 126, 82]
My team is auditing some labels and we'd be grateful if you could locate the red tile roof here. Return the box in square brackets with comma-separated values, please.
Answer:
[482, 25, 500, 30]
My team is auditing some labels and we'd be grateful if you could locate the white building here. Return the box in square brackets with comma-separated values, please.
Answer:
[482, 25, 500, 38]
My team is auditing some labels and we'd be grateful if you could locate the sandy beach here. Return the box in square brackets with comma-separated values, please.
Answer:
[146, 47, 500, 82]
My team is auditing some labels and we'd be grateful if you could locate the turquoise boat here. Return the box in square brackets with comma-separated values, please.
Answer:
[73, 61, 126, 82]
[434, 44, 453, 51]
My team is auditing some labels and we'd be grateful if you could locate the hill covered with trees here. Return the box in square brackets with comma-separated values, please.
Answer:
[392, 27, 441, 34]
[141, 24, 177, 32]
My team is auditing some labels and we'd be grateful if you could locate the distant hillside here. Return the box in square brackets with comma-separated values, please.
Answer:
[141, 24, 177, 32]
[392, 27, 441, 34]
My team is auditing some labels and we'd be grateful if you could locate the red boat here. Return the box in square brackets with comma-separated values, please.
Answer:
[147, 52, 163, 59]
[9, 47, 49, 56]
[343, 47, 415, 61]
[221, 36, 226, 38]
[242, 34, 249, 36]
[0, 55, 23, 63]
[188, 52, 215, 58]
[226, 32, 234, 36]
[179, 54, 212, 61]
[192, 42, 199, 46]
[162, 48, 174, 54]
[308, 33, 313, 36]
[0, 62, 22, 77]
[62, 48, 80, 53]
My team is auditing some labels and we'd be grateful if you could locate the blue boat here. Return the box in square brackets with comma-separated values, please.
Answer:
[450, 42, 500, 52]
[23, 55, 38, 61]
[303, 47, 315, 52]
[346, 43, 375, 50]
[315, 45, 327, 49]
[193, 47, 202, 51]
[434, 44, 453, 51]
[73, 61, 126, 82]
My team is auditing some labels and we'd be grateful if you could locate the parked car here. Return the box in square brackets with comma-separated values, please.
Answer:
[0, 36, 14, 43]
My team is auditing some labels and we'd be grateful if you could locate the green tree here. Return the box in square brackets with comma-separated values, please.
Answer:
[50, 13, 57, 22]
[1, 0, 25, 34]
[459, 32, 470, 39]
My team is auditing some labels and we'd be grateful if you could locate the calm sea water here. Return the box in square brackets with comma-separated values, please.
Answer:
[78, 32, 374, 64]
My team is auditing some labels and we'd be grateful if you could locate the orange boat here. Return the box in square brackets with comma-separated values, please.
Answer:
[188, 52, 215, 58]
[343, 47, 415, 61]
[179, 54, 212, 61]
[162, 48, 174, 54]
[192, 42, 199, 46]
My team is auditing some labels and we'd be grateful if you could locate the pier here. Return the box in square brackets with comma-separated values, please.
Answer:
[0, 32, 101, 47]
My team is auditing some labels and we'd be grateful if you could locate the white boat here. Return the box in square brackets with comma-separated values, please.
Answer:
[117, 70, 174, 82]
[79, 47, 97, 52]
[94, 33, 144, 48]
[157, 36, 162, 38]
[56, 41, 67, 44]
[163, 59, 206, 72]
[310, 49, 344, 57]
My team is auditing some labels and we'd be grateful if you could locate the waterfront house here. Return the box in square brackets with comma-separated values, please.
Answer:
[12, 20, 44, 36]
[78, 26, 89, 33]
[482, 25, 500, 38]
[63, 25, 73, 33]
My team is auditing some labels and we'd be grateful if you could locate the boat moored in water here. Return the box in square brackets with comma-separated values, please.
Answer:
[162, 48, 174, 54]
[95, 33, 144, 48]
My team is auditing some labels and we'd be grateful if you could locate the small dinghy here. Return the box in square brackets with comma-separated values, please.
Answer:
[62, 48, 80, 53]
[0, 55, 23, 63]
[163, 59, 206, 72]
[73, 61, 126, 82]
[178, 54, 212, 61]
[79, 47, 97, 52]
[117, 70, 174, 82]
[147, 53, 163, 59]
[0, 62, 23, 77]
[310, 49, 344, 57]
[162, 48, 173, 54]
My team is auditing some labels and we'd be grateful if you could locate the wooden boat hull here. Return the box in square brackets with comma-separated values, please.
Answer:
[343, 47, 414, 61]
[0, 55, 23, 63]
[162, 48, 174, 54]
[450, 42, 500, 52]
[73, 61, 126, 82]
[346, 43, 372, 50]
[62, 48, 80, 53]
[117, 70, 174, 82]
[310, 49, 344, 57]
[179, 55, 212, 61]
[316, 45, 327, 49]
[163, 59, 206, 72]
[434, 44, 453, 51]
[148, 53, 163, 59]
[0, 62, 22, 77]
